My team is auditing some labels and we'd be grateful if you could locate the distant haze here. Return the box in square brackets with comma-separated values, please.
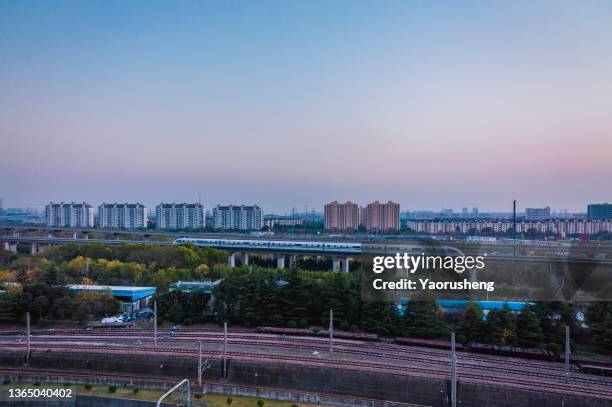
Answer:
[1, 1, 611, 213]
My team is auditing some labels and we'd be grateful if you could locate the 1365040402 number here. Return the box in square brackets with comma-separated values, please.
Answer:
[8, 388, 73, 398]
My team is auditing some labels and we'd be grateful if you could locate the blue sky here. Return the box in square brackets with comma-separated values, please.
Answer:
[1, 1, 611, 213]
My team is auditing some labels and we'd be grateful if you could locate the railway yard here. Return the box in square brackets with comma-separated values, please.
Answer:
[0, 327, 611, 404]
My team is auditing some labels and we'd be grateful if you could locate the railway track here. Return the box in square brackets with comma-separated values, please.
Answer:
[2, 342, 611, 400]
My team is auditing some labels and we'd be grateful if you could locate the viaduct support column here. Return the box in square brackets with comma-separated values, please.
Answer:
[289, 255, 297, 268]
[228, 253, 236, 268]
[342, 258, 350, 273]
[332, 258, 340, 272]
[4, 242, 17, 253]
[72, 232, 78, 239]
[242, 253, 249, 266]
[83, 232, 89, 240]
[276, 256, 285, 269]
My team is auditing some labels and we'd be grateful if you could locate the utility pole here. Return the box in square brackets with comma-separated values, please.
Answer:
[153, 301, 157, 349]
[565, 325, 570, 384]
[451, 332, 457, 407]
[329, 309, 333, 358]
[26, 312, 31, 366]
[512, 200, 517, 257]
[223, 322, 228, 379]
[198, 341, 202, 386]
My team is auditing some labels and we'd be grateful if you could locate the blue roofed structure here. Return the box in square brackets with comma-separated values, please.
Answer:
[67, 285, 156, 313]
[398, 298, 535, 318]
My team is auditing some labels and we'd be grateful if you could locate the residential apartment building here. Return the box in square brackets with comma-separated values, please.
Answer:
[364, 201, 400, 232]
[213, 205, 263, 230]
[525, 207, 551, 220]
[406, 219, 612, 237]
[98, 203, 147, 229]
[324, 201, 360, 231]
[587, 203, 612, 220]
[155, 203, 204, 230]
[45, 202, 94, 228]
[263, 215, 304, 229]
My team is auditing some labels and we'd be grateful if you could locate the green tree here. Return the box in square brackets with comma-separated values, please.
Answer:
[486, 304, 516, 344]
[361, 301, 399, 336]
[0, 292, 18, 323]
[587, 302, 612, 354]
[457, 302, 486, 344]
[402, 291, 448, 339]
[515, 306, 543, 348]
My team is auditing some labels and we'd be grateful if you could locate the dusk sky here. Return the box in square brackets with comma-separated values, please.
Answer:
[1, 1, 611, 214]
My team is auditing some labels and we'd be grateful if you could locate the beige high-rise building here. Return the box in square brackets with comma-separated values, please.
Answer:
[364, 201, 400, 232]
[324, 201, 360, 232]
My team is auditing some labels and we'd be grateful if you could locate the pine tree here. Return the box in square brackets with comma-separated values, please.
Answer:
[457, 302, 486, 344]
[402, 291, 448, 339]
[486, 304, 516, 344]
[361, 301, 399, 336]
[515, 306, 543, 348]
[587, 302, 612, 354]
[0, 292, 17, 323]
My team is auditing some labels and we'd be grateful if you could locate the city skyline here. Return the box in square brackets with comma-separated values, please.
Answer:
[0, 197, 605, 216]
[2, 1, 612, 213]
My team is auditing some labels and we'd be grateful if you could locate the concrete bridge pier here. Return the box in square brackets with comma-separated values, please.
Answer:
[30, 243, 45, 255]
[288, 255, 297, 268]
[72, 232, 78, 239]
[83, 232, 89, 240]
[242, 252, 249, 266]
[3, 242, 17, 253]
[277, 255, 285, 269]
[332, 258, 340, 272]
[342, 257, 350, 273]
[228, 253, 236, 267]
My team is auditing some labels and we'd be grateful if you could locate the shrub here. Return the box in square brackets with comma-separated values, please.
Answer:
[33, 382, 41, 387]
[227, 397, 233, 405]
[2, 379, 11, 385]
[108, 385, 117, 393]
[133, 388, 139, 394]
[291, 404, 299, 407]
[62, 382, 71, 387]
[257, 399, 265, 407]
[350, 325, 359, 333]
[546, 342, 562, 355]
[37, 318, 49, 328]
[194, 393, 203, 399]
[298, 319, 308, 328]
[339, 321, 350, 331]
[183, 317, 193, 326]
[84, 384, 93, 391]
[287, 320, 297, 328]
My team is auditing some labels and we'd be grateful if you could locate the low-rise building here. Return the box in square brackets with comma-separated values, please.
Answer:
[66, 285, 156, 314]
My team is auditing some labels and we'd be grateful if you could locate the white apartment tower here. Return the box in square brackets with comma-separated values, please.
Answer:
[45, 202, 94, 228]
[213, 205, 263, 230]
[98, 203, 147, 229]
[155, 203, 204, 230]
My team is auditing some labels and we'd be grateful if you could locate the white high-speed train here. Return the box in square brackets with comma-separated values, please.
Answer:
[173, 237, 362, 254]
